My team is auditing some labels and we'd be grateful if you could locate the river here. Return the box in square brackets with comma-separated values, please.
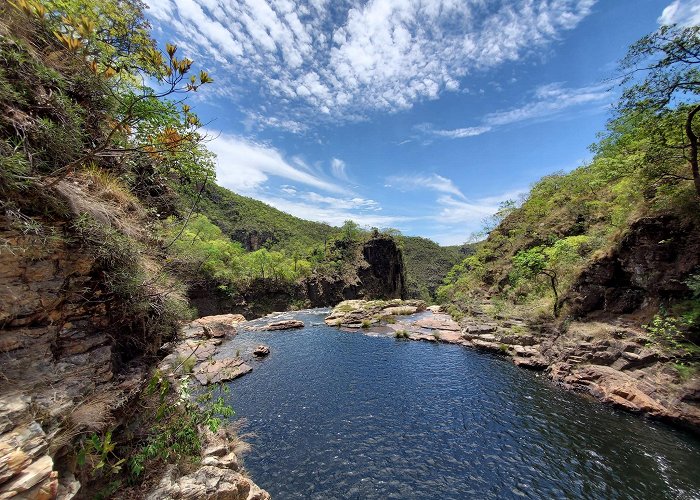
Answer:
[218, 309, 700, 499]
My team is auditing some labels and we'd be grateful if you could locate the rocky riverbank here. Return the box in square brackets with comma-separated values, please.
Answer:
[325, 300, 700, 432]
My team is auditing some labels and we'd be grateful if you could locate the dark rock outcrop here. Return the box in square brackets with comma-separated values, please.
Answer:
[230, 229, 278, 251]
[568, 215, 700, 316]
[189, 235, 407, 318]
[358, 236, 406, 300]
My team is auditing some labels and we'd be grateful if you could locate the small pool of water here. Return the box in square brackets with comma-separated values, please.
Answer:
[220, 309, 700, 499]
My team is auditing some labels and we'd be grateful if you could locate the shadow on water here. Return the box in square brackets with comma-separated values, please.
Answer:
[220, 309, 700, 500]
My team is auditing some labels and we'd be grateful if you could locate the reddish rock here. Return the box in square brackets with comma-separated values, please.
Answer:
[193, 314, 247, 338]
[193, 359, 253, 385]
[261, 320, 304, 331]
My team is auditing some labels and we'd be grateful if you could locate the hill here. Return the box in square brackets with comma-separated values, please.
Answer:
[399, 236, 473, 300]
[187, 183, 462, 303]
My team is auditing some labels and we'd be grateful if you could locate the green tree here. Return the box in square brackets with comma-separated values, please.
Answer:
[619, 25, 700, 196]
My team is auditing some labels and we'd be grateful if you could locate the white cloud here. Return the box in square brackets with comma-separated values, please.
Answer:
[255, 194, 411, 228]
[301, 191, 381, 211]
[207, 131, 344, 194]
[659, 0, 700, 26]
[484, 82, 611, 126]
[386, 173, 466, 199]
[145, 0, 597, 122]
[416, 82, 611, 140]
[415, 123, 492, 139]
[330, 158, 349, 181]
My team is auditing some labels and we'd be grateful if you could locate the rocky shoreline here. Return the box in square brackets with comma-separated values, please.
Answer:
[325, 300, 700, 433]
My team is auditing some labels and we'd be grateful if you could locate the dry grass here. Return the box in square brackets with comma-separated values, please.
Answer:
[54, 172, 145, 239]
[50, 390, 117, 454]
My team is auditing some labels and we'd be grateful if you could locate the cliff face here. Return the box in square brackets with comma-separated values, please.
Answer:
[0, 220, 119, 498]
[358, 236, 406, 301]
[188, 235, 407, 318]
[568, 215, 700, 317]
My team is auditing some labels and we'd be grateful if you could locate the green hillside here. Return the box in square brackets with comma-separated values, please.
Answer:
[399, 236, 473, 300]
[196, 183, 338, 253]
[438, 102, 700, 343]
[185, 183, 463, 301]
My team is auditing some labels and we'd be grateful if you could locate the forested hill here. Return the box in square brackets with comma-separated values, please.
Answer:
[196, 183, 338, 253]
[399, 236, 473, 300]
[181, 182, 463, 301]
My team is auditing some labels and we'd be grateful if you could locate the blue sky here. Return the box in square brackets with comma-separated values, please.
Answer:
[144, 0, 700, 245]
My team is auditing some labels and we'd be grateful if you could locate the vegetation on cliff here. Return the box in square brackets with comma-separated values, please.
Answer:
[0, 0, 257, 495]
[438, 24, 700, 356]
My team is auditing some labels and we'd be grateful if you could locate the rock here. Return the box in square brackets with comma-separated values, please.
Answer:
[193, 314, 247, 338]
[498, 333, 538, 346]
[0, 455, 55, 498]
[553, 364, 668, 415]
[147, 465, 270, 500]
[426, 305, 441, 313]
[253, 345, 270, 357]
[260, 320, 304, 331]
[193, 359, 253, 385]
[56, 471, 80, 499]
[413, 315, 460, 332]
[324, 299, 426, 327]
[513, 355, 548, 369]
[462, 323, 497, 335]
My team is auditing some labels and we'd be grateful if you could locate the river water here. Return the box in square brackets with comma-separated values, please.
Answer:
[219, 309, 700, 499]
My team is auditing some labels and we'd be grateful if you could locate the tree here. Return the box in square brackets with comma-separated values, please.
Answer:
[511, 247, 560, 318]
[618, 25, 700, 196]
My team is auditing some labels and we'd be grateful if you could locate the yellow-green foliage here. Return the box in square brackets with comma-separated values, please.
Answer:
[438, 105, 699, 319]
[164, 214, 313, 288]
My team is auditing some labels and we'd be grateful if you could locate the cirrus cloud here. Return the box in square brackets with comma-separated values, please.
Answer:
[146, 0, 597, 126]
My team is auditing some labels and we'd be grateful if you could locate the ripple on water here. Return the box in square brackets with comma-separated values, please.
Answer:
[222, 309, 700, 500]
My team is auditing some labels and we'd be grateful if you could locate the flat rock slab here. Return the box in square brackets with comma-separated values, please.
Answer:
[192, 314, 247, 338]
[175, 340, 220, 361]
[261, 320, 304, 331]
[193, 359, 252, 385]
[413, 315, 460, 332]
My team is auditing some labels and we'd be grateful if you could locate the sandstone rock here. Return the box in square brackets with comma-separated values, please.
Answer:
[193, 359, 253, 385]
[413, 316, 460, 332]
[498, 333, 537, 346]
[513, 355, 548, 369]
[193, 314, 247, 338]
[462, 323, 497, 335]
[261, 320, 304, 331]
[0, 455, 54, 498]
[555, 364, 668, 415]
[324, 299, 426, 327]
[147, 465, 270, 500]
[253, 345, 270, 357]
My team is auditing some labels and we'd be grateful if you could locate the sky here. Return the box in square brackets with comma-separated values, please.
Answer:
[144, 0, 700, 245]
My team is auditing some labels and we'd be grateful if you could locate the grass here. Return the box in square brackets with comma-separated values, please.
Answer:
[177, 355, 196, 374]
[394, 329, 410, 339]
[432, 332, 441, 341]
[361, 319, 371, 329]
[673, 362, 698, 382]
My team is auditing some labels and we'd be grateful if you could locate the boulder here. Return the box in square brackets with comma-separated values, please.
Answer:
[193, 359, 253, 385]
[147, 465, 270, 500]
[260, 320, 304, 331]
[253, 345, 270, 357]
[192, 314, 247, 338]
